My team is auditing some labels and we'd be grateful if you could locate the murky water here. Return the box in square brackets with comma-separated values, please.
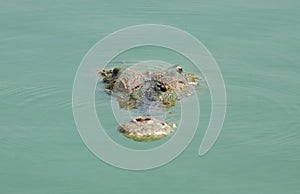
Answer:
[1, 0, 299, 193]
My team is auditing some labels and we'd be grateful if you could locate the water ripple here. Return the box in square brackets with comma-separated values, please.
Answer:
[0, 80, 71, 110]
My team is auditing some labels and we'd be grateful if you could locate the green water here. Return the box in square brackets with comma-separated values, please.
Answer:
[1, 0, 299, 193]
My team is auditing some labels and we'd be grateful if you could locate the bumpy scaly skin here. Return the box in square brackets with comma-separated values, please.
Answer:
[100, 65, 200, 141]
[100, 65, 199, 110]
[118, 116, 173, 142]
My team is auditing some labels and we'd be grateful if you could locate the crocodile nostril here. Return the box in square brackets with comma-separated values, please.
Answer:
[136, 118, 142, 122]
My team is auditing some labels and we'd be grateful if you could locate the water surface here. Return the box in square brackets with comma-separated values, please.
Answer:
[0, 0, 299, 193]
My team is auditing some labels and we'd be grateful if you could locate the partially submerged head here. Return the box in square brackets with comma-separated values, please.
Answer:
[100, 64, 200, 110]
[99, 64, 201, 142]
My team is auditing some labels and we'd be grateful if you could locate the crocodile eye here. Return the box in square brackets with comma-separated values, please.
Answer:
[176, 65, 183, 73]
[160, 86, 167, 92]
[112, 68, 119, 75]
